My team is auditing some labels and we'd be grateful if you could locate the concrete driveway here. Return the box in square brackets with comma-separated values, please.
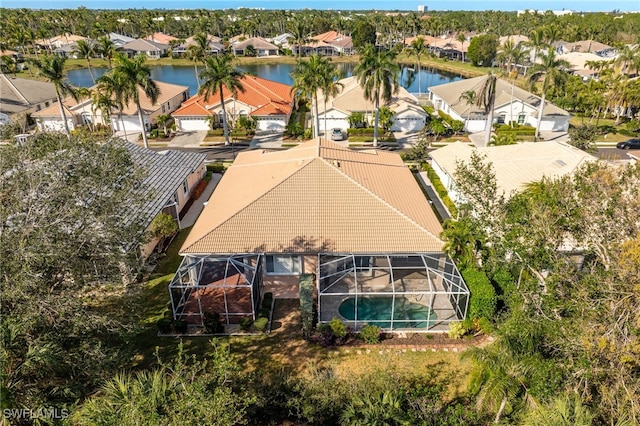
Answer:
[250, 131, 284, 148]
[167, 130, 207, 148]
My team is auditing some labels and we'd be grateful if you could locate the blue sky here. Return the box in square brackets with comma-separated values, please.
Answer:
[0, 0, 637, 12]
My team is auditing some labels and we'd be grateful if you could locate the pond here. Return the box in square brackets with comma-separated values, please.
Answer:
[66, 62, 463, 97]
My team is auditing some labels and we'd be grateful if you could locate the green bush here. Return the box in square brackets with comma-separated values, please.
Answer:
[239, 317, 253, 331]
[299, 274, 314, 338]
[203, 312, 224, 334]
[330, 317, 347, 339]
[207, 129, 224, 136]
[359, 324, 382, 344]
[422, 163, 459, 217]
[448, 321, 467, 339]
[462, 268, 497, 320]
[156, 317, 172, 334]
[172, 319, 188, 334]
[206, 163, 227, 173]
[254, 317, 269, 332]
[259, 307, 270, 319]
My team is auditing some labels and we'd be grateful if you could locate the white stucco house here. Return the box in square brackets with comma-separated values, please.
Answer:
[428, 76, 571, 133]
[32, 80, 189, 134]
[171, 75, 294, 133]
[316, 76, 428, 134]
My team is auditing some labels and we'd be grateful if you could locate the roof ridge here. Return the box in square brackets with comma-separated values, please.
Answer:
[317, 157, 442, 242]
[1, 75, 29, 105]
[244, 76, 289, 104]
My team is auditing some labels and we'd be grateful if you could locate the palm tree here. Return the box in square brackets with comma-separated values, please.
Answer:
[523, 394, 594, 426]
[187, 33, 211, 89]
[527, 50, 570, 142]
[340, 390, 410, 426]
[354, 44, 400, 147]
[156, 114, 171, 137]
[320, 60, 343, 137]
[291, 55, 329, 139]
[96, 73, 127, 137]
[614, 45, 640, 76]
[457, 32, 467, 62]
[110, 53, 160, 148]
[73, 39, 97, 84]
[97, 36, 116, 69]
[31, 54, 78, 138]
[410, 36, 428, 96]
[198, 54, 245, 146]
[471, 72, 498, 146]
[459, 89, 477, 130]
[288, 19, 311, 58]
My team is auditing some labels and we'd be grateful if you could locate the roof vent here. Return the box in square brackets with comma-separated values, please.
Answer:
[555, 159, 567, 167]
[157, 150, 170, 156]
[332, 160, 340, 168]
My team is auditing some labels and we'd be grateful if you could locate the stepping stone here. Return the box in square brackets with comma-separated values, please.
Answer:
[357, 350, 362, 355]
[420, 348, 426, 352]
[379, 350, 384, 355]
[443, 348, 449, 352]
[402, 349, 407, 353]
[385, 349, 391, 353]
[431, 348, 437, 352]
[411, 348, 416, 352]
[345, 349, 350, 353]
[453, 348, 458, 353]
[366, 349, 371, 354]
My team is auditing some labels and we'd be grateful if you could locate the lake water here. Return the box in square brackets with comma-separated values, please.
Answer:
[67, 62, 463, 97]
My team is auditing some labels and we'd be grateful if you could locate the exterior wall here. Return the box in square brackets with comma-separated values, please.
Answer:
[262, 254, 317, 298]
[431, 159, 463, 205]
[36, 116, 76, 132]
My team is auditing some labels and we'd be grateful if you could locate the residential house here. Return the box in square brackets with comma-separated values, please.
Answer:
[561, 40, 616, 58]
[169, 138, 469, 331]
[145, 32, 179, 45]
[499, 35, 529, 47]
[428, 76, 571, 133]
[316, 76, 428, 133]
[294, 31, 354, 56]
[172, 34, 224, 57]
[0, 75, 57, 126]
[268, 32, 294, 47]
[404, 35, 440, 47]
[558, 51, 615, 80]
[126, 143, 206, 259]
[121, 39, 169, 58]
[430, 140, 597, 205]
[36, 33, 86, 51]
[0, 49, 22, 60]
[232, 37, 279, 57]
[172, 75, 293, 132]
[32, 80, 189, 134]
[428, 37, 468, 61]
[109, 32, 136, 48]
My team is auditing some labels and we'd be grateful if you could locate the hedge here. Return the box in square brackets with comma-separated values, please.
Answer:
[206, 163, 229, 173]
[462, 268, 497, 320]
[421, 163, 458, 217]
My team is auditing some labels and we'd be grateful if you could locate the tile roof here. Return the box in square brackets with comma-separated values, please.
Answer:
[428, 75, 570, 118]
[0, 75, 57, 115]
[564, 40, 612, 53]
[126, 143, 206, 230]
[430, 141, 597, 196]
[172, 75, 293, 117]
[233, 37, 279, 51]
[180, 138, 444, 255]
[558, 52, 614, 72]
[122, 39, 169, 52]
[145, 32, 178, 44]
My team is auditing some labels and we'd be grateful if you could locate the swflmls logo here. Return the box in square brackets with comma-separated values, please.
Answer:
[3, 408, 70, 420]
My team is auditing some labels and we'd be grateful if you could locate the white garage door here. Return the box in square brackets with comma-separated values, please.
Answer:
[391, 117, 425, 132]
[320, 117, 349, 132]
[257, 118, 285, 132]
[179, 118, 210, 131]
[112, 117, 144, 132]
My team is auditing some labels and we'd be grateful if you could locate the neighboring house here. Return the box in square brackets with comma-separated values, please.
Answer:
[428, 37, 468, 61]
[404, 35, 440, 47]
[109, 32, 136, 48]
[294, 30, 354, 56]
[499, 35, 529, 46]
[316, 76, 428, 133]
[232, 37, 279, 57]
[268, 32, 293, 47]
[172, 75, 293, 132]
[428, 75, 571, 133]
[430, 140, 597, 205]
[0, 49, 22, 60]
[169, 138, 469, 331]
[53, 43, 79, 58]
[121, 39, 169, 58]
[145, 32, 179, 45]
[558, 52, 615, 80]
[0, 75, 57, 126]
[172, 34, 224, 56]
[36, 33, 86, 50]
[32, 80, 189, 134]
[561, 40, 616, 58]
[126, 143, 206, 259]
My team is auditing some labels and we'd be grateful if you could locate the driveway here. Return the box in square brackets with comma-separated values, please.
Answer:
[167, 130, 207, 148]
[251, 131, 284, 148]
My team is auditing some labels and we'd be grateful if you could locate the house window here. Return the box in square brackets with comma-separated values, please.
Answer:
[265, 255, 301, 275]
[182, 180, 188, 195]
[517, 114, 526, 124]
[45, 101, 50, 107]
[172, 191, 179, 204]
[162, 105, 166, 113]
[497, 114, 506, 124]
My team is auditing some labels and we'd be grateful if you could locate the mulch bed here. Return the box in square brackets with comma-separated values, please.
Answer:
[340, 332, 490, 350]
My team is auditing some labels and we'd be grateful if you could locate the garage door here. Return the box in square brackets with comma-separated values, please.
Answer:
[179, 118, 210, 131]
[257, 118, 285, 132]
[391, 117, 425, 132]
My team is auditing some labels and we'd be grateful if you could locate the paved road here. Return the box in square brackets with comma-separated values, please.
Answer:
[596, 147, 632, 160]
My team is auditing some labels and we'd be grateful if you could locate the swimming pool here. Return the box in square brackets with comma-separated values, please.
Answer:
[338, 296, 437, 329]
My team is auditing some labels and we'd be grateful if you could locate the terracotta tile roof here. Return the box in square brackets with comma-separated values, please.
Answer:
[171, 75, 293, 118]
[145, 32, 178, 44]
[180, 138, 444, 255]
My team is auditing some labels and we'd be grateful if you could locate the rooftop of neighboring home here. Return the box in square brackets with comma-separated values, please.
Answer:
[36, 33, 86, 47]
[0, 75, 57, 115]
[173, 34, 224, 52]
[32, 80, 189, 118]
[172, 75, 293, 117]
[0, 49, 20, 57]
[121, 38, 169, 52]
[430, 141, 597, 196]
[404, 35, 440, 46]
[126, 142, 206, 229]
[311, 31, 353, 48]
[109, 32, 136, 46]
[558, 52, 615, 76]
[145, 32, 178, 45]
[316, 76, 425, 116]
[232, 37, 279, 51]
[429, 75, 570, 117]
[499, 35, 530, 46]
[563, 39, 613, 54]
[180, 138, 444, 255]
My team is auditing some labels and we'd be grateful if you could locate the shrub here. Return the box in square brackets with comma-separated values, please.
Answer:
[203, 312, 224, 334]
[310, 324, 335, 347]
[206, 163, 227, 173]
[448, 321, 467, 339]
[330, 317, 347, 339]
[359, 324, 382, 344]
[462, 268, 497, 320]
[239, 317, 253, 331]
[476, 317, 493, 335]
[258, 307, 270, 319]
[156, 317, 172, 334]
[172, 319, 188, 334]
[299, 274, 314, 338]
[422, 163, 459, 217]
[253, 317, 269, 332]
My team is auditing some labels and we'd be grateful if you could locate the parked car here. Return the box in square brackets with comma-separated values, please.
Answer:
[616, 138, 640, 150]
[331, 128, 344, 141]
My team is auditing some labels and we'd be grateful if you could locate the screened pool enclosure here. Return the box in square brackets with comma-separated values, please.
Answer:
[318, 253, 469, 332]
[169, 254, 263, 326]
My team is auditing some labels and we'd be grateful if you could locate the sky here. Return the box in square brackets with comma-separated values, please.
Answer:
[0, 0, 637, 12]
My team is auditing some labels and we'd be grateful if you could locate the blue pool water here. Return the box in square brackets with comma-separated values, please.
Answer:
[338, 296, 437, 329]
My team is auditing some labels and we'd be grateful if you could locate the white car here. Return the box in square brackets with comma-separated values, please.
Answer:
[330, 128, 344, 141]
